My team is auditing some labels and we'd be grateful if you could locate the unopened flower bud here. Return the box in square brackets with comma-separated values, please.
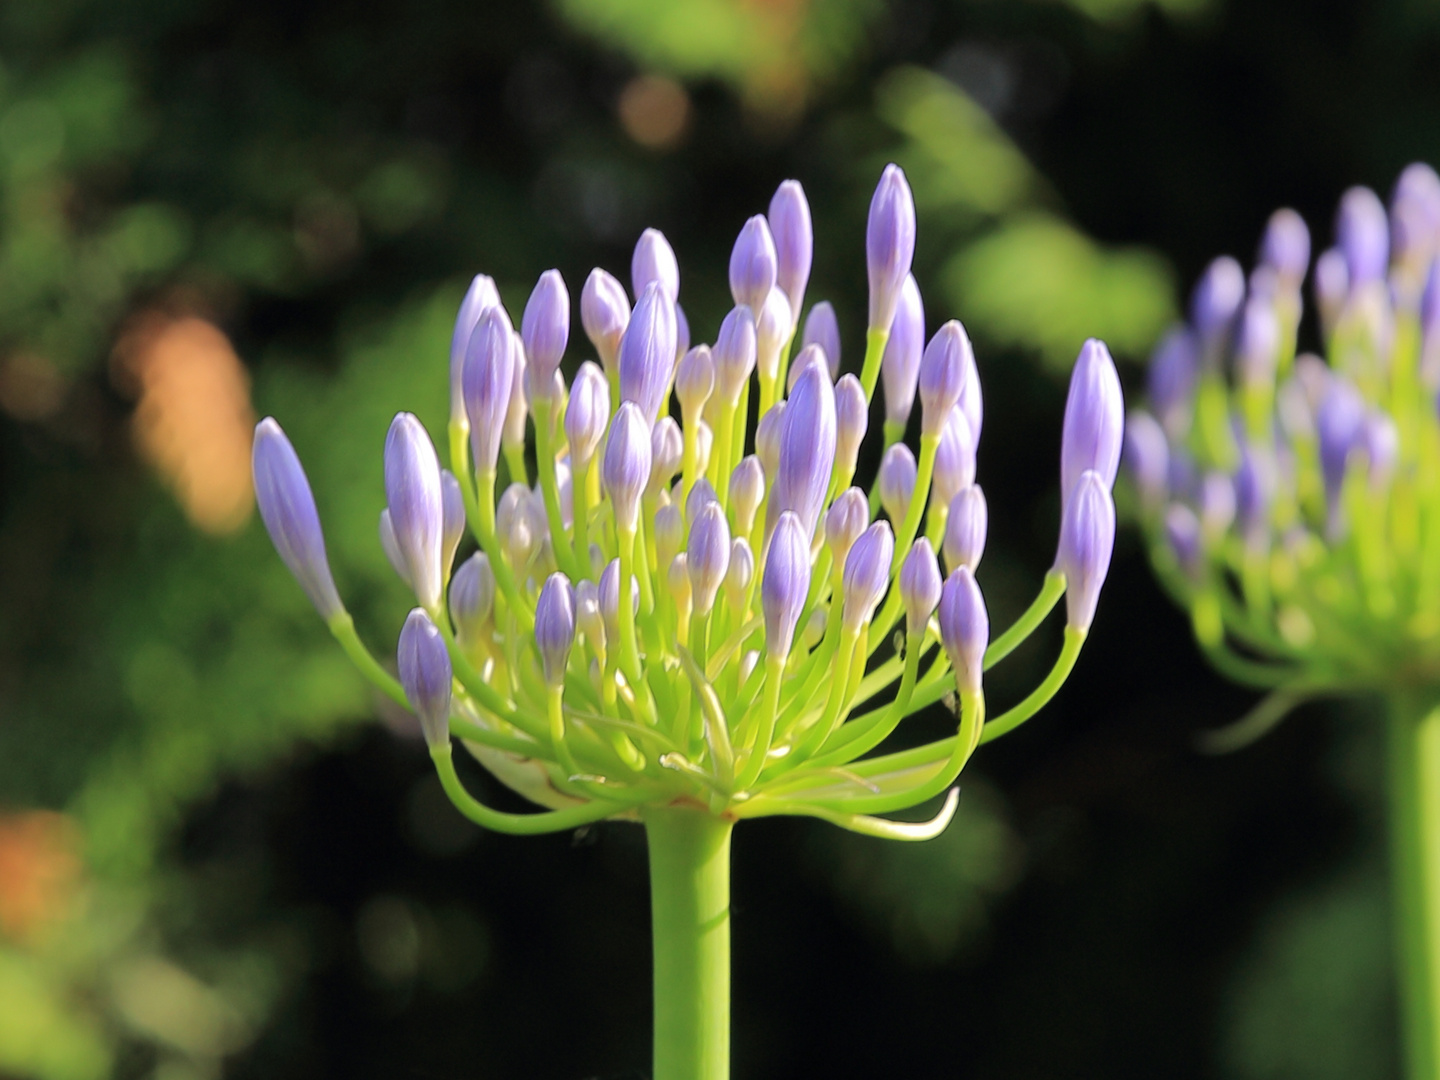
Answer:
[725, 537, 755, 613]
[1337, 185, 1389, 285]
[675, 345, 715, 419]
[1124, 410, 1170, 508]
[535, 573, 577, 687]
[675, 302, 691, 360]
[1363, 410, 1399, 489]
[565, 360, 611, 470]
[1057, 470, 1116, 633]
[385, 413, 446, 612]
[464, 306, 518, 475]
[576, 579, 604, 655]
[800, 302, 841, 385]
[688, 502, 731, 615]
[1148, 328, 1198, 434]
[619, 282, 678, 422]
[769, 180, 813, 329]
[867, 164, 916, 333]
[654, 503, 684, 574]
[600, 557, 640, 644]
[398, 608, 452, 748]
[1060, 338, 1124, 509]
[1317, 377, 1366, 501]
[878, 443, 917, 525]
[1234, 444, 1274, 546]
[1236, 298, 1279, 388]
[939, 567, 987, 696]
[581, 267, 630, 376]
[379, 510, 411, 588]
[450, 275, 501, 429]
[933, 408, 977, 510]
[1191, 256, 1245, 342]
[882, 274, 925, 429]
[449, 552, 496, 645]
[497, 483, 543, 571]
[632, 227, 680, 303]
[694, 419, 714, 475]
[650, 416, 684, 496]
[668, 553, 693, 619]
[730, 456, 765, 536]
[1199, 472, 1236, 540]
[944, 485, 987, 573]
[713, 305, 757, 405]
[604, 402, 652, 532]
[683, 475, 718, 526]
[834, 374, 868, 477]
[503, 340, 529, 456]
[730, 215, 779, 313]
[1261, 208, 1311, 286]
[900, 539, 942, 635]
[522, 269, 569, 396]
[763, 511, 810, 658]
[755, 403, 785, 479]
[253, 418, 345, 620]
[918, 321, 971, 437]
[1165, 502, 1204, 578]
[825, 487, 869, 570]
[768, 358, 836, 537]
[842, 521, 894, 632]
[441, 469, 465, 577]
[1315, 247, 1350, 332]
[756, 287, 792, 384]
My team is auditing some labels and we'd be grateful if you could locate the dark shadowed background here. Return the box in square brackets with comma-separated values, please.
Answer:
[0, 0, 1434, 1077]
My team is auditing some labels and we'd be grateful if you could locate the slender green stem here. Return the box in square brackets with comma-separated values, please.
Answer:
[643, 805, 733, 1080]
[979, 626, 1085, 744]
[985, 570, 1065, 669]
[431, 744, 622, 835]
[1389, 690, 1440, 1080]
[328, 613, 408, 708]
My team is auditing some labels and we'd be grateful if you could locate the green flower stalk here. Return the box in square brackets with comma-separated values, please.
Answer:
[1127, 162, 1440, 1080]
[254, 165, 1120, 1080]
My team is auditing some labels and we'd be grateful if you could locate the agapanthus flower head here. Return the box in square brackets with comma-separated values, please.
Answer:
[257, 163, 1115, 845]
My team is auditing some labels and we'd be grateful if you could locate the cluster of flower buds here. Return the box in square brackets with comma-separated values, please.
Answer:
[1127, 163, 1440, 727]
[254, 165, 1121, 838]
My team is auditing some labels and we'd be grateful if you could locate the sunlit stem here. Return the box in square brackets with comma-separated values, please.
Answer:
[448, 715, 544, 758]
[431, 743, 622, 835]
[978, 625, 1085, 744]
[547, 684, 583, 780]
[573, 454, 596, 571]
[617, 523, 645, 685]
[503, 442, 529, 488]
[736, 654, 785, 791]
[712, 397, 737, 504]
[858, 326, 889, 403]
[532, 397, 581, 578]
[893, 431, 940, 568]
[789, 626, 863, 765]
[985, 569, 1065, 669]
[680, 407, 702, 505]
[775, 328, 796, 397]
[328, 612, 408, 709]
[757, 367, 779, 419]
[809, 626, 924, 768]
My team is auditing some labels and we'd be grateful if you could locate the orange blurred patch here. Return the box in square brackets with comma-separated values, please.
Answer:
[618, 74, 691, 150]
[0, 811, 81, 943]
[116, 314, 256, 536]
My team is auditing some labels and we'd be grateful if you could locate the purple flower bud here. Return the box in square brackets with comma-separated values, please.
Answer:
[801, 301, 841, 381]
[763, 510, 811, 658]
[842, 521, 894, 631]
[1199, 472, 1236, 539]
[441, 469, 465, 577]
[825, 487, 870, 570]
[713, 305, 758, 405]
[632, 228, 680, 303]
[463, 306, 518, 475]
[1260, 208, 1311, 286]
[385, 413, 446, 612]
[1165, 502, 1204, 578]
[449, 552, 496, 645]
[619, 282, 678, 423]
[1234, 444, 1274, 545]
[900, 539, 943, 635]
[685, 475, 719, 526]
[1060, 339, 1124, 509]
[599, 558, 639, 645]
[768, 358, 836, 537]
[687, 502, 731, 615]
[604, 401, 652, 533]
[503, 339, 529, 454]
[1363, 410, 1399, 488]
[1236, 297, 1279, 388]
[675, 345, 715, 418]
[535, 573, 577, 687]
[755, 402, 785, 479]
[668, 553, 693, 613]
[1191, 256, 1245, 342]
[867, 164, 917, 333]
[566, 361, 611, 469]
[1392, 164, 1440, 277]
[1315, 247, 1350, 331]
[398, 608, 452, 747]
[675, 302, 690, 360]
[878, 442, 917, 526]
[694, 419, 714, 475]
[581, 268, 630, 376]
[834, 374, 868, 477]
[729, 215, 779, 314]
[253, 418, 343, 619]
[1123, 410, 1169, 507]
[576, 579, 604, 654]
[725, 536, 755, 613]
[450, 275, 501, 428]
[521, 269, 569, 396]
[1057, 470, 1116, 632]
[379, 510, 411, 588]
[1317, 376, 1366, 501]
[756, 287, 793, 384]
[881, 274, 925, 429]
[1148, 327, 1198, 434]
[918, 321, 972, 438]
[943, 485, 987, 573]
[769, 180, 813, 330]
[650, 416, 684, 496]
[933, 408, 977, 510]
[654, 503, 684, 575]
[1337, 186, 1389, 285]
[729, 456, 765, 535]
[938, 567, 987, 696]
[497, 483, 544, 571]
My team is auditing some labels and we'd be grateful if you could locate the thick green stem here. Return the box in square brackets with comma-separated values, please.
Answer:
[644, 806, 733, 1080]
[1389, 691, 1440, 1080]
